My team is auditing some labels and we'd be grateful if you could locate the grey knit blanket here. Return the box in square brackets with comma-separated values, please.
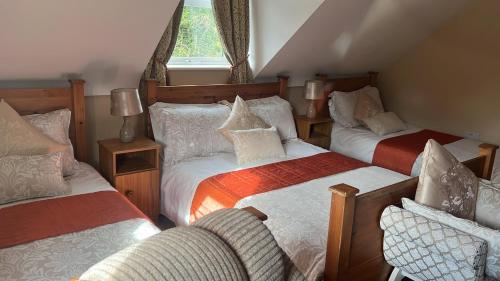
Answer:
[80, 208, 306, 281]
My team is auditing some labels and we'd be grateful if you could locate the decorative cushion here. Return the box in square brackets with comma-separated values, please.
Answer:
[229, 127, 285, 165]
[24, 109, 79, 176]
[218, 96, 270, 142]
[362, 112, 406, 136]
[0, 100, 65, 157]
[403, 198, 500, 279]
[0, 153, 69, 204]
[328, 86, 383, 128]
[149, 102, 233, 165]
[415, 139, 478, 220]
[475, 180, 500, 230]
[354, 91, 384, 124]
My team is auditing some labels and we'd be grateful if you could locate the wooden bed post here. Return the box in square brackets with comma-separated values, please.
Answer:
[325, 184, 360, 281]
[69, 79, 87, 163]
[479, 143, 498, 179]
[144, 79, 158, 139]
[368, 72, 378, 87]
[277, 76, 289, 100]
[316, 73, 328, 82]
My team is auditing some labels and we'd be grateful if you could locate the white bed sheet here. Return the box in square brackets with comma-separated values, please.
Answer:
[330, 123, 500, 179]
[160, 138, 410, 280]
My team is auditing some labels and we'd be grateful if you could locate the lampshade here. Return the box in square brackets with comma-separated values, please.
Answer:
[304, 80, 324, 100]
[110, 88, 143, 117]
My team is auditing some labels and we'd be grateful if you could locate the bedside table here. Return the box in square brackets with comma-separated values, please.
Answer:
[98, 137, 161, 222]
[295, 115, 333, 149]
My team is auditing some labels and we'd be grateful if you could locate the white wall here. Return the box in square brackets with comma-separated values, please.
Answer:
[0, 0, 179, 96]
[249, 0, 324, 77]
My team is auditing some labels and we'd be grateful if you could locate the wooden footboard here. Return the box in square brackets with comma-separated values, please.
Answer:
[325, 143, 498, 281]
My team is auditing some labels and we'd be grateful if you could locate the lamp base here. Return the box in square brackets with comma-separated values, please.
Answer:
[120, 116, 136, 143]
[306, 100, 317, 119]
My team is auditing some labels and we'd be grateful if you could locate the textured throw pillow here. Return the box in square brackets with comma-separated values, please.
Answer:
[228, 127, 285, 165]
[415, 139, 479, 220]
[362, 112, 406, 136]
[328, 86, 384, 128]
[475, 180, 500, 230]
[218, 96, 270, 142]
[0, 100, 65, 157]
[149, 103, 233, 165]
[24, 109, 79, 176]
[0, 152, 69, 204]
[402, 198, 500, 279]
[354, 92, 384, 124]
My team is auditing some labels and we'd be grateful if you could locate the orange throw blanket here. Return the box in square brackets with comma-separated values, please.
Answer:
[373, 129, 462, 175]
[190, 152, 369, 223]
[0, 191, 147, 249]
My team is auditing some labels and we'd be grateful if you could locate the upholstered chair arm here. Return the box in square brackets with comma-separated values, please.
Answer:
[380, 206, 488, 271]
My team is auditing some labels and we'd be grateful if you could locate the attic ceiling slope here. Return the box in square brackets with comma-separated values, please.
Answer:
[0, 0, 180, 96]
[255, 0, 469, 86]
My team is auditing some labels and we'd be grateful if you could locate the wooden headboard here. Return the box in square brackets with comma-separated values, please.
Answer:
[315, 72, 378, 117]
[143, 77, 289, 139]
[0, 80, 87, 163]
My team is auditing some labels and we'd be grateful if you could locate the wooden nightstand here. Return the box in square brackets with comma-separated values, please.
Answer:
[295, 115, 333, 149]
[98, 137, 161, 222]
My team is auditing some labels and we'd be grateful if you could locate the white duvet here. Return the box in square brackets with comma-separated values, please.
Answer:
[160, 139, 410, 280]
[330, 123, 500, 180]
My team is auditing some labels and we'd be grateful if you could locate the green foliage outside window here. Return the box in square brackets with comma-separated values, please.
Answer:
[172, 5, 225, 58]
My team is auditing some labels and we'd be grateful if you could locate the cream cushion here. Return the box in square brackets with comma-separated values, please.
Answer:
[415, 139, 478, 220]
[24, 109, 79, 176]
[475, 180, 500, 230]
[218, 96, 270, 142]
[362, 112, 406, 136]
[354, 91, 384, 124]
[403, 198, 500, 279]
[0, 100, 65, 157]
[229, 127, 285, 165]
[0, 152, 69, 204]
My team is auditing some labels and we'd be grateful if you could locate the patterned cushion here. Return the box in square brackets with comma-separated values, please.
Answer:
[416, 139, 478, 220]
[229, 127, 285, 165]
[354, 91, 383, 124]
[0, 153, 69, 204]
[403, 198, 500, 279]
[381, 205, 488, 281]
[362, 112, 406, 136]
[23, 109, 79, 176]
[0, 100, 65, 157]
[218, 96, 270, 142]
[476, 180, 500, 230]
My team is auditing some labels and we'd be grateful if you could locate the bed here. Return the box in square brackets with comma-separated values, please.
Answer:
[0, 80, 160, 281]
[144, 78, 497, 281]
[319, 72, 498, 181]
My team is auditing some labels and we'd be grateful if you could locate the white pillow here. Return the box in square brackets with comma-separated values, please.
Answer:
[228, 127, 285, 165]
[362, 112, 406, 136]
[402, 198, 500, 279]
[149, 103, 233, 165]
[24, 109, 79, 176]
[221, 96, 297, 141]
[328, 86, 383, 128]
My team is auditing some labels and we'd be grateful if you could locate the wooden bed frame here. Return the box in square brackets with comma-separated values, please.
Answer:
[0, 80, 87, 163]
[143, 76, 498, 281]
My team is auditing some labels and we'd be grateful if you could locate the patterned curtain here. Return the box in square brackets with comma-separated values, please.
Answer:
[212, 0, 253, 84]
[139, 0, 184, 100]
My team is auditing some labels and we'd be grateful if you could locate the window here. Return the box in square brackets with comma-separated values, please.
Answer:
[168, 0, 229, 68]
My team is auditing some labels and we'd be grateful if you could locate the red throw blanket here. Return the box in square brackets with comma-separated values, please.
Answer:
[372, 129, 463, 175]
[0, 191, 147, 249]
[190, 152, 369, 223]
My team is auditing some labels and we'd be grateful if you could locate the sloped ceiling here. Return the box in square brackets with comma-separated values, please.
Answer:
[253, 0, 470, 86]
[0, 0, 179, 95]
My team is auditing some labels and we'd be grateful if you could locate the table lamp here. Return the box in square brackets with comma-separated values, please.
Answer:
[110, 88, 143, 143]
[304, 80, 324, 119]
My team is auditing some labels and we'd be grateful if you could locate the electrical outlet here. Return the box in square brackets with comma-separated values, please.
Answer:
[465, 131, 480, 140]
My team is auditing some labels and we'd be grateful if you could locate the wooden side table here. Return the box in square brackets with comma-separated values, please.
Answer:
[98, 137, 161, 222]
[295, 115, 333, 149]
